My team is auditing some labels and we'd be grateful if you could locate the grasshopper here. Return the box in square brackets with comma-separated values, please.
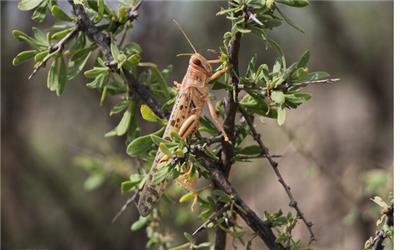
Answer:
[135, 21, 230, 216]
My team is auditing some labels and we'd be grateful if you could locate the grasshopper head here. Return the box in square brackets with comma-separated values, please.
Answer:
[190, 53, 212, 77]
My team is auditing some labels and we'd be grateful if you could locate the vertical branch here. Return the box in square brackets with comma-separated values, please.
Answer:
[215, 19, 243, 250]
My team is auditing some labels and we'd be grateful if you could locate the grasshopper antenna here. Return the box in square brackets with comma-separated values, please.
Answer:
[173, 19, 198, 54]
[176, 53, 194, 57]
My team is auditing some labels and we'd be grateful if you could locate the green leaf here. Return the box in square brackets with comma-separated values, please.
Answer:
[126, 135, 153, 157]
[130, 216, 148, 231]
[95, 0, 105, 22]
[18, 0, 44, 11]
[121, 180, 135, 193]
[67, 47, 92, 80]
[291, 67, 308, 80]
[58, 56, 67, 95]
[297, 50, 310, 68]
[32, 27, 48, 47]
[150, 135, 176, 148]
[84, 67, 109, 78]
[159, 142, 173, 157]
[51, 5, 72, 21]
[12, 29, 37, 48]
[179, 192, 195, 203]
[271, 91, 285, 104]
[140, 104, 161, 123]
[152, 163, 171, 185]
[238, 145, 261, 156]
[277, 106, 286, 126]
[51, 28, 74, 40]
[213, 190, 231, 203]
[184, 232, 195, 243]
[111, 42, 120, 61]
[301, 71, 330, 81]
[116, 103, 133, 136]
[47, 60, 58, 90]
[34, 50, 48, 62]
[110, 99, 129, 116]
[121, 174, 142, 193]
[31, 0, 48, 22]
[12, 50, 36, 65]
[124, 42, 142, 55]
[47, 55, 66, 96]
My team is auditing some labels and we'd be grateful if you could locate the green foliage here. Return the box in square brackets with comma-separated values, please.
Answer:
[13, 0, 335, 249]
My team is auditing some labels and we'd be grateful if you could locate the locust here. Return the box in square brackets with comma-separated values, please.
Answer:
[135, 21, 230, 216]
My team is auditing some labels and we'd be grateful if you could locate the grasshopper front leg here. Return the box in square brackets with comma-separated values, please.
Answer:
[209, 66, 230, 82]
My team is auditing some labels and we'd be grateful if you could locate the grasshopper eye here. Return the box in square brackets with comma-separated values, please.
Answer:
[193, 59, 202, 66]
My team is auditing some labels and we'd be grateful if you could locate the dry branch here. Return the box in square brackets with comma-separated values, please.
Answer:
[239, 106, 316, 243]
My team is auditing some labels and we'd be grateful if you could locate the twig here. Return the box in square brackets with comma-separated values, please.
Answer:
[237, 154, 282, 161]
[239, 106, 316, 244]
[124, 69, 167, 119]
[110, 0, 143, 33]
[237, 78, 340, 92]
[192, 148, 287, 250]
[28, 26, 79, 79]
[192, 202, 231, 236]
[278, 78, 340, 92]
[70, 2, 116, 68]
[193, 134, 224, 147]
[112, 190, 139, 223]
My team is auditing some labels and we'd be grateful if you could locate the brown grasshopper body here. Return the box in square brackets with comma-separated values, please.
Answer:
[136, 53, 229, 216]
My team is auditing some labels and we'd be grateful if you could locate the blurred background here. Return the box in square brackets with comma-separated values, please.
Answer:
[1, 1, 393, 250]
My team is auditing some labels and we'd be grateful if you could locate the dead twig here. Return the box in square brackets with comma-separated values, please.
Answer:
[239, 106, 316, 244]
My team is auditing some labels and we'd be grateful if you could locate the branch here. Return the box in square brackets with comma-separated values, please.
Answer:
[70, 2, 116, 68]
[277, 78, 340, 92]
[370, 203, 393, 250]
[28, 26, 79, 79]
[69, 1, 167, 119]
[238, 78, 340, 92]
[215, 2, 246, 248]
[124, 70, 167, 119]
[192, 202, 231, 236]
[192, 147, 287, 250]
[110, 0, 143, 33]
[239, 107, 316, 244]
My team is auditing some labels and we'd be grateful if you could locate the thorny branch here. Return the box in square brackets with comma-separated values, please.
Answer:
[110, 0, 143, 33]
[239, 106, 316, 243]
[215, 2, 247, 248]
[237, 78, 340, 92]
[192, 147, 287, 250]
[69, 1, 166, 119]
[28, 26, 79, 79]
